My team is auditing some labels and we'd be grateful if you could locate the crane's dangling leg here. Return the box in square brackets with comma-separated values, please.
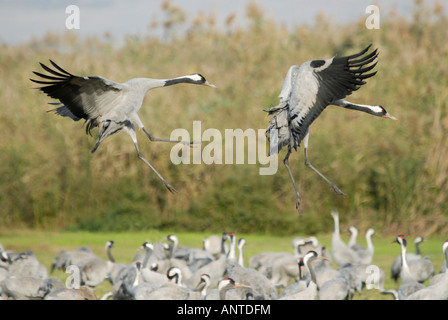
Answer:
[91, 120, 123, 154]
[124, 122, 178, 193]
[303, 130, 345, 195]
[142, 128, 197, 147]
[130, 114, 196, 147]
[283, 149, 301, 212]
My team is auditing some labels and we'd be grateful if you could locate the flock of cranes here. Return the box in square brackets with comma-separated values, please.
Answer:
[1, 210, 446, 300]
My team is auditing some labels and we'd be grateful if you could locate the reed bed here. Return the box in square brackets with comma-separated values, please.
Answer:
[0, 1, 447, 235]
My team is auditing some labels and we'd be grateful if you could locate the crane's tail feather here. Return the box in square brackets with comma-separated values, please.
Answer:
[265, 103, 295, 155]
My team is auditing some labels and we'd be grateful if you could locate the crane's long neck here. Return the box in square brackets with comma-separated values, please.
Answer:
[366, 232, 374, 253]
[332, 213, 340, 236]
[219, 287, 228, 300]
[221, 234, 227, 256]
[227, 236, 237, 261]
[298, 260, 304, 281]
[200, 279, 209, 298]
[163, 75, 197, 87]
[443, 241, 448, 266]
[106, 246, 115, 263]
[334, 99, 384, 117]
[400, 241, 413, 281]
[348, 228, 357, 247]
[142, 247, 152, 269]
[133, 263, 141, 288]
[174, 273, 182, 285]
[127, 76, 198, 95]
[304, 257, 317, 284]
[238, 244, 245, 267]
[415, 241, 422, 256]
[168, 243, 175, 259]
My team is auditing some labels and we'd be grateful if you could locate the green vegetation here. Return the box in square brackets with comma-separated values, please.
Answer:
[0, 1, 447, 236]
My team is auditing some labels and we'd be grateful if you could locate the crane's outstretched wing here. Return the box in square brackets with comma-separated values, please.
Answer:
[31, 60, 126, 134]
[288, 44, 378, 149]
[315, 44, 378, 103]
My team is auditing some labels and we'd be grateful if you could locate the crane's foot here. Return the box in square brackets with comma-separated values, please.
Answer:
[165, 183, 178, 193]
[331, 185, 346, 196]
[295, 192, 301, 212]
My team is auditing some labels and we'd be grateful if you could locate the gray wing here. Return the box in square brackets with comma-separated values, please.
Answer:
[278, 65, 300, 103]
[289, 44, 378, 147]
[31, 60, 126, 134]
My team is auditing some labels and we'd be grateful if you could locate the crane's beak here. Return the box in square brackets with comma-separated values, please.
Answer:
[195, 280, 205, 291]
[234, 282, 250, 289]
[384, 112, 397, 120]
[204, 80, 217, 88]
[318, 256, 330, 261]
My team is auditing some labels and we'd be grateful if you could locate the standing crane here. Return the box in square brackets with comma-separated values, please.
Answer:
[266, 45, 396, 211]
[278, 251, 328, 300]
[406, 240, 448, 300]
[394, 235, 425, 300]
[225, 233, 278, 300]
[351, 228, 375, 265]
[391, 236, 425, 282]
[31, 61, 216, 192]
[330, 210, 360, 267]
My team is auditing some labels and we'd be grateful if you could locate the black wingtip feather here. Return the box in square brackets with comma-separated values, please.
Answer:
[30, 78, 59, 85]
[353, 63, 378, 74]
[49, 60, 74, 77]
[350, 44, 373, 59]
[350, 55, 378, 68]
[32, 71, 67, 81]
[357, 71, 377, 80]
[38, 62, 68, 79]
[349, 50, 378, 66]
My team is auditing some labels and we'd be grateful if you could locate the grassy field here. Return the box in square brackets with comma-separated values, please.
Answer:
[0, 228, 446, 300]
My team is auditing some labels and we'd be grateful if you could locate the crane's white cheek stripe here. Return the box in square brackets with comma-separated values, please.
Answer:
[169, 121, 278, 175]
[370, 105, 384, 113]
[187, 74, 203, 82]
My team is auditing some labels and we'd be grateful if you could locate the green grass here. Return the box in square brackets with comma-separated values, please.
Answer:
[0, 228, 446, 300]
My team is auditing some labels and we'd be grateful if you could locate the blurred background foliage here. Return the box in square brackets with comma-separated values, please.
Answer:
[0, 0, 447, 235]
